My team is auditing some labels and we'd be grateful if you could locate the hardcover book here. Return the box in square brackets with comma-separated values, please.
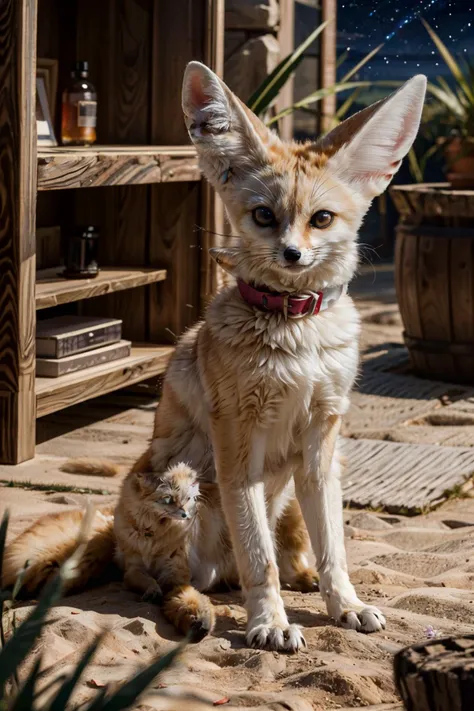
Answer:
[36, 315, 122, 359]
[36, 340, 131, 377]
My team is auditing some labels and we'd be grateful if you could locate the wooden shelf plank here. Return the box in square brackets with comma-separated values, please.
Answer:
[36, 343, 174, 418]
[36, 266, 167, 310]
[37, 145, 200, 190]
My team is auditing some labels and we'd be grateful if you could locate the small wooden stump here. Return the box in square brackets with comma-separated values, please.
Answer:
[394, 635, 474, 711]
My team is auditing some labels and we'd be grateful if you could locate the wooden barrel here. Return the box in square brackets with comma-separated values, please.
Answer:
[391, 183, 474, 384]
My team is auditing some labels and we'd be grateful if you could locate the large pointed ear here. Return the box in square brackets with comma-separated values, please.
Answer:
[182, 61, 274, 185]
[318, 75, 427, 199]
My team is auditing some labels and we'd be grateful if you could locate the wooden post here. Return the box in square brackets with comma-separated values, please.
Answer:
[0, 0, 37, 464]
[200, 0, 226, 305]
[318, 0, 337, 134]
[395, 635, 474, 710]
[277, 0, 295, 142]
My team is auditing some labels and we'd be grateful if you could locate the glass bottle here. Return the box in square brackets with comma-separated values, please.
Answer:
[61, 61, 97, 146]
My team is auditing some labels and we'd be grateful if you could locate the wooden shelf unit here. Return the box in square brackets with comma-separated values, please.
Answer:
[36, 343, 175, 418]
[37, 145, 200, 190]
[36, 267, 168, 310]
[0, 0, 225, 464]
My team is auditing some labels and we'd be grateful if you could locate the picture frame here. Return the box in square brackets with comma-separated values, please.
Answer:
[36, 76, 57, 146]
[36, 58, 58, 123]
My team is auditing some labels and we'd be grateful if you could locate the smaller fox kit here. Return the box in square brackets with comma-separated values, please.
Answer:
[114, 463, 216, 640]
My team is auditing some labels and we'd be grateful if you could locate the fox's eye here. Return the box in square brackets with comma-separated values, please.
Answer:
[161, 495, 173, 505]
[310, 210, 334, 229]
[252, 206, 276, 227]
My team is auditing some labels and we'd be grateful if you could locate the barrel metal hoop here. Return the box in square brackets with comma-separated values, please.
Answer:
[404, 332, 474, 356]
[396, 224, 474, 239]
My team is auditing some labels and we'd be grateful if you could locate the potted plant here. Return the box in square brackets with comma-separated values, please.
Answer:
[422, 19, 474, 188]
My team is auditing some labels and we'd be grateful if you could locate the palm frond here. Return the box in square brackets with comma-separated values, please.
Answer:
[247, 19, 331, 116]
[267, 81, 370, 126]
[422, 18, 474, 104]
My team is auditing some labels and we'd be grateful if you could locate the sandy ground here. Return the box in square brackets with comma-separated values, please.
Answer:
[2, 267, 474, 710]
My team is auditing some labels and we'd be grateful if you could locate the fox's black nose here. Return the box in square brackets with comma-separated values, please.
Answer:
[283, 246, 302, 263]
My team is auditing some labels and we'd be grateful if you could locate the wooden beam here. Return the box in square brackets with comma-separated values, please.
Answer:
[318, 0, 337, 134]
[276, 0, 295, 141]
[36, 344, 174, 418]
[0, 0, 37, 464]
[200, 0, 226, 307]
[37, 146, 200, 190]
[36, 267, 168, 310]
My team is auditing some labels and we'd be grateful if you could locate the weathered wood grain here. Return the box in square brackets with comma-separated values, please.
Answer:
[36, 343, 174, 418]
[395, 635, 474, 711]
[76, 0, 152, 343]
[149, 0, 208, 342]
[342, 437, 474, 513]
[200, 0, 226, 307]
[450, 237, 474, 380]
[149, 183, 202, 344]
[37, 146, 199, 190]
[36, 267, 167, 310]
[0, 0, 37, 464]
[393, 184, 474, 384]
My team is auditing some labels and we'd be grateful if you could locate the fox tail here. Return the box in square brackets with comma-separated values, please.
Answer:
[2, 506, 117, 597]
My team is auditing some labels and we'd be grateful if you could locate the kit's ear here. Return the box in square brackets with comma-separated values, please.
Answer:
[209, 247, 240, 277]
[182, 61, 275, 184]
[317, 75, 427, 199]
[135, 471, 162, 492]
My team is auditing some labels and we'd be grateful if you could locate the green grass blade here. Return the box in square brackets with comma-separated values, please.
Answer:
[407, 148, 424, 183]
[86, 641, 186, 711]
[436, 75, 467, 108]
[47, 635, 104, 711]
[426, 81, 465, 118]
[247, 19, 331, 115]
[339, 43, 383, 83]
[11, 561, 30, 602]
[336, 87, 362, 119]
[267, 81, 370, 125]
[422, 18, 474, 104]
[336, 50, 349, 70]
[8, 655, 43, 711]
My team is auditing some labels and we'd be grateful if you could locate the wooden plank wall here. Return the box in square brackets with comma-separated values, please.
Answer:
[75, 0, 151, 341]
[0, 0, 37, 463]
[35, 0, 211, 345]
[149, 0, 207, 343]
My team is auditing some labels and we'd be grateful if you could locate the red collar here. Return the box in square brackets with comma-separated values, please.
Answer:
[237, 279, 344, 319]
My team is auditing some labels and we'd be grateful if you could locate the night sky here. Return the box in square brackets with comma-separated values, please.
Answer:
[337, 0, 474, 81]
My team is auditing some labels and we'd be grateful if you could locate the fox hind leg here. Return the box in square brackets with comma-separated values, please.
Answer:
[276, 498, 319, 593]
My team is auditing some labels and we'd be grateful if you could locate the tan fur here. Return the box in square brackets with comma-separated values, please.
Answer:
[114, 463, 216, 641]
[60, 459, 122, 477]
[2, 506, 116, 596]
[4, 65, 425, 651]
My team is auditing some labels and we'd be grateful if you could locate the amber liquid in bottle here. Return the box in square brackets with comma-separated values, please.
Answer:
[61, 61, 97, 146]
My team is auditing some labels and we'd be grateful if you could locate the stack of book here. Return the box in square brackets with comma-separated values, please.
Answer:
[36, 315, 131, 377]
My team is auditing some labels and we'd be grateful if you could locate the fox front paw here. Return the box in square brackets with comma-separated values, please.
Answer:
[339, 605, 386, 633]
[247, 623, 306, 652]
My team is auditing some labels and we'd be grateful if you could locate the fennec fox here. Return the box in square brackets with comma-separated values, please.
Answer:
[4, 64, 426, 652]
[168, 62, 424, 650]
